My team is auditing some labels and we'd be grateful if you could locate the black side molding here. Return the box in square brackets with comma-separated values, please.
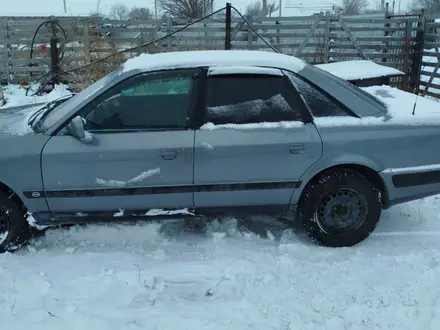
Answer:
[31, 204, 291, 226]
[23, 181, 302, 199]
[392, 170, 440, 188]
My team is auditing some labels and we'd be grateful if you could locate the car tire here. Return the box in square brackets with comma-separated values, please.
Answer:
[0, 192, 31, 253]
[298, 169, 382, 247]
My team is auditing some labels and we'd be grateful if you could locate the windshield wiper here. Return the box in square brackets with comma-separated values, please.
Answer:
[28, 93, 76, 128]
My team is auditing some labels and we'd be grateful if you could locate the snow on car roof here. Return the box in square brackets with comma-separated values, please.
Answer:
[315, 60, 404, 81]
[122, 50, 306, 74]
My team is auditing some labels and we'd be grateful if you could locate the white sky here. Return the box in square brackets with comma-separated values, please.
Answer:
[1, 0, 413, 17]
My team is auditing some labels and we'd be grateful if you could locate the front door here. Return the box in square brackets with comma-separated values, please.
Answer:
[41, 69, 200, 215]
[193, 70, 322, 212]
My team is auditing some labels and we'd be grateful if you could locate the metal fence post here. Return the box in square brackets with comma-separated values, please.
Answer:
[3, 19, 10, 84]
[410, 8, 425, 93]
[49, 17, 60, 86]
[225, 2, 231, 50]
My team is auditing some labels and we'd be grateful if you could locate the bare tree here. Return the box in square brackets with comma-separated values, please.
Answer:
[245, 0, 279, 17]
[267, 2, 279, 16]
[410, 0, 440, 13]
[109, 3, 130, 20]
[341, 0, 369, 15]
[89, 0, 104, 17]
[158, 0, 214, 19]
[128, 7, 152, 20]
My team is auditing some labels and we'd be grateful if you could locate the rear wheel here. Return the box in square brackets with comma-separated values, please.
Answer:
[298, 170, 382, 247]
[0, 192, 31, 253]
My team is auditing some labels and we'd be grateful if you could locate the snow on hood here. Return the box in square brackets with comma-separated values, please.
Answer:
[0, 104, 42, 135]
[0, 84, 72, 136]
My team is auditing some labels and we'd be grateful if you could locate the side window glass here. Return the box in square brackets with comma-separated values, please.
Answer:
[204, 75, 302, 125]
[83, 72, 194, 131]
[288, 73, 352, 117]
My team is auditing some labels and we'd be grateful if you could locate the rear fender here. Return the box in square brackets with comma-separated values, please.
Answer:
[288, 154, 382, 208]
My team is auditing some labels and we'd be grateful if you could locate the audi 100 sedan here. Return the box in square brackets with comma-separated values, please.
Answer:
[0, 50, 439, 252]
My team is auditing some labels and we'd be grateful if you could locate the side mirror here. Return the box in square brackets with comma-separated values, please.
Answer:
[66, 116, 86, 140]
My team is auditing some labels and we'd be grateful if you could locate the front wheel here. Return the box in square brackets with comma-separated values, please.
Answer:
[0, 192, 31, 253]
[298, 170, 382, 247]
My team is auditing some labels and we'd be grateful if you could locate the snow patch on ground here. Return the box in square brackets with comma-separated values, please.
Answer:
[95, 168, 161, 188]
[2, 196, 440, 328]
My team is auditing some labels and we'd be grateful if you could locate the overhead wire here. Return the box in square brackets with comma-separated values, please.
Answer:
[27, 18, 67, 96]
[231, 5, 279, 53]
[31, 6, 228, 96]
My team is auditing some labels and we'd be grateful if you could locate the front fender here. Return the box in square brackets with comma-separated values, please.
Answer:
[0, 134, 50, 212]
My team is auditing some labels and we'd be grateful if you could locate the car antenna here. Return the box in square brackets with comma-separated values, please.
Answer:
[412, 91, 419, 115]
[412, 64, 426, 115]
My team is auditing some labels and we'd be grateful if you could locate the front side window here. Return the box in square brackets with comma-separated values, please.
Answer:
[204, 74, 303, 125]
[81, 70, 196, 132]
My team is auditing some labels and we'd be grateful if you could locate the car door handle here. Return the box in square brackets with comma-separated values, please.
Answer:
[289, 144, 305, 154]
[159, 149, 178, 160]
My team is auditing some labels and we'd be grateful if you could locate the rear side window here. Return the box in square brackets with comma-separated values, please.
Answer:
[288, 73, 354, 118]
[204, 75, 303, 125]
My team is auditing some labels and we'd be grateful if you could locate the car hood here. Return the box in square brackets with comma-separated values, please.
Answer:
[0, 104, 43, 135]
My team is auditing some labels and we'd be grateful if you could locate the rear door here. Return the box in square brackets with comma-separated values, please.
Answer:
[193, 67, 323, 213]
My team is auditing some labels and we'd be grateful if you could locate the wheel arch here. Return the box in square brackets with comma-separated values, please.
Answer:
[297, 163, 389, 209]
[0, 181, 26, 211]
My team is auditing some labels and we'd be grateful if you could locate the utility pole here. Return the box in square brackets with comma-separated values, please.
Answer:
[63, 0, 67, 13]
[279, 0, 282, 16]
[154, 0, 158, 19]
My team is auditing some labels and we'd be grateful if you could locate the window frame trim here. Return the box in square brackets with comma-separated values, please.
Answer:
[56, 68, 202, 136]
[193, 69, 313, 129]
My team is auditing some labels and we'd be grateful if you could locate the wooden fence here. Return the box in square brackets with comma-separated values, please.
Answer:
[420, 19, 440, 99]
[0, 10, 438, 99]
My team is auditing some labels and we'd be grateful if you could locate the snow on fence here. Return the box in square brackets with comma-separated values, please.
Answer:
[0, 11, 437, 99]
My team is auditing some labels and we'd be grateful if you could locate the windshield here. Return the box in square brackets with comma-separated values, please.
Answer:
[36, 67, 123, 132]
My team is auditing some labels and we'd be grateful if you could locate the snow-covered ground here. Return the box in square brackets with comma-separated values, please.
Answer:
[2, 197, 440, 330]
[0, 84, 71, 109]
